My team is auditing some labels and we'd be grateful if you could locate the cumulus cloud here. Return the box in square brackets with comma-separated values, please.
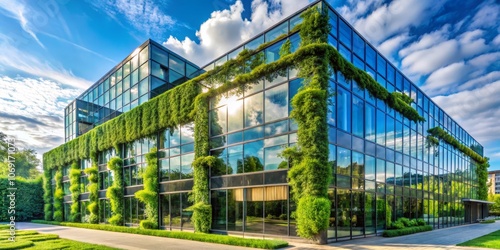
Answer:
[432, 79, 500, 144]
[377, 33, 411, 62]
[343, 0, 446, 45]
[0, 76, 78, 158]
[469, 0, 499, 29]
[163, 0, 309, 66]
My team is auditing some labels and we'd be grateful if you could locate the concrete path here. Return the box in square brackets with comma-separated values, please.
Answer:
[18, 221, 500, 250]
[16, 222, 256, 250]
[284, 221, 500, 250]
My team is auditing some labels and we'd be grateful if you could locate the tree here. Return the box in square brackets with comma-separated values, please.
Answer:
[488, 193, 500, 214]
[0, 132, 41, 179]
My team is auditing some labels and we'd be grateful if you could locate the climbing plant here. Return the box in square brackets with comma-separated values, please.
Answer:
[427, 127, 486, 163]
[84, 159, 99, 224]
[69, 161, 81, 222]
[135, 148, 158, 229]
[477, 158, 490, 200]
[53, 169, 64, 222]
[106, 156, 124, 225]
[42, 165, 53, 221]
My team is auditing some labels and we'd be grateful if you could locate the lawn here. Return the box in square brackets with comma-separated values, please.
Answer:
[457, 229, 500, 249]
[0, 225, 118, 250]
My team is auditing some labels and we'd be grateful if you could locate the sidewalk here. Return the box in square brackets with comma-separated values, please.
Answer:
[18, 221, 500, 250]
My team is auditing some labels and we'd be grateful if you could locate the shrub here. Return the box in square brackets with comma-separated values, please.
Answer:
[398, 217, 411, 227]
[480, 219, 495, 224]
[0, 240, 34, 250]
[391, 221, 405, 229]
[382, 225, 433, 237]
[140, 220, 156, 229]
[416, 218, 426, 226]
[279, 214, 287, 220]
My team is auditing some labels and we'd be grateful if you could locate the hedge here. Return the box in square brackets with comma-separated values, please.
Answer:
[31, 220, 288, 249]
[0, 177, 43, 221]
[480, 219, 495, 224]
[382, 225, 433, 237]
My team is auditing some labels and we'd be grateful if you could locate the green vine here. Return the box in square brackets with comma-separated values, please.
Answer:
[84, 160, 99, 224]
[427, 127, 486, 164]
[477, 158, 490, 200]
[43, 166, 53, 221]
[135, 148, 158, 229]
[69, 161, 81, 222]
[53, 169, 64, 222]
[106, 157, 124, 225]
[426, 135, 439, 149]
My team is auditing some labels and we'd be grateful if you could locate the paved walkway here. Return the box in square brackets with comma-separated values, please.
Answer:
[16, 222, 256, 250]
[18, 221, 500, 250]
[285, 221, 500, 250]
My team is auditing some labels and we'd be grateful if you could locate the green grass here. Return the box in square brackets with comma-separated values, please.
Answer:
[458, 229, 500, 249]
[382, 225, 433, 237]
[0, 227, 119, 250]
[32, 220, 289, 249]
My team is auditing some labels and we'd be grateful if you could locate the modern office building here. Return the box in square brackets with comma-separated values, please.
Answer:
[44, 0, 489, 243]
[488, 170, 500, 195]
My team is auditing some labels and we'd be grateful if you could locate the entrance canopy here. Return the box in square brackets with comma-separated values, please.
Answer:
[462, 198, 494, 223]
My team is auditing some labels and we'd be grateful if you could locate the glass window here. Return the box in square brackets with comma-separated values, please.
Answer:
[139, 62, 149, 80]
[139, 78, 148, 97]
[376, 109, 386, 146]
[169, 55, 185, 75]
[169, 156, 180, 181]
[131, 54, 139, 71]
[152, 61, 167, 80]
[328, 8, 338, 37]
[152, 45, 169, 66]
[139, 46, 149, 65]
[336, 147, 351, 176]
[245, 35, 264, 51]
[181, 123, 195, 144]
[131, 84, 139, 101]
[365, 104, 375, 141]
[243, 140, 264, 173]
[352, 151, 364, 178]
[353, 32, 364, 59]
[265, 84, 288, 122]
[339, 19, 352, 48]
[352, 96, 363, 138]
[244, 93, 263, 127]
[131, 69, 139, 86]
[265, 40, 284, 64]
[169, 70, 184, 84]
[264, 145, 286, 170]
[123, 61, 131, 77]
[377, 54, 386, 78]
[365, 155, 375, 180]
[337, 87, 351, 133]
[228, 145, 243, 174]
[181, 153, 194, 179]
[186, 64, 198, 77]
[289, 14, 302, 31]
[366, 45, 376, 69]
[265, 22, 288, 42]
[227, 98, 243, 132]
[210, 107, 226, 136]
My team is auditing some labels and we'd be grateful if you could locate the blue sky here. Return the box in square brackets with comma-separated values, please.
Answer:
[0, 0, 498, 170]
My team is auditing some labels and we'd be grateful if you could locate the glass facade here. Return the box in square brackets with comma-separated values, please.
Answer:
[64, 40, 200, 142]
[52, 0, 485, 241]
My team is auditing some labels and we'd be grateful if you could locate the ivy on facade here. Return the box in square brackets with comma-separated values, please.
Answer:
[106, 156, 124, 225]
[135, 148, 159, 229]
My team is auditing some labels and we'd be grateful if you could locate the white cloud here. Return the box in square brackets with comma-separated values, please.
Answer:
[400, 29, 489, 76]
[0, 76, 78, 159]
[337, 0, 383, 24]
[377, 33, 411, 61]
[422, 62, 470, 94]
[163, 0, 309, 66]
[493, 34, 500, 46]
[0, 1, 44, 48]
[399, 25, 451, 58]
[433, 79, 500, 144]
[0, 34, 91, 89]
[458, 71, 500, 91]
[93, 0, 178, 38]
[347, 0, 446, 45]
[469, 0, 499, 29]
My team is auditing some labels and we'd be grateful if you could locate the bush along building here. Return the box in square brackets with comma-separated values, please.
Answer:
[43, 0, 490, 244]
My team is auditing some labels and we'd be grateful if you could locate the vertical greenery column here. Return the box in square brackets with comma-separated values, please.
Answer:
[287, 7, 331, 244]
[69, 161, 81, 222]
[106, 157, 124, 225]
[53, 168, 64, 222]
[135, 147, 158, 229]
[43, 167, 53, 221]
[84, 160, 99, 224]
[477, 158, 490, 200]
[189, 95, 214, 233]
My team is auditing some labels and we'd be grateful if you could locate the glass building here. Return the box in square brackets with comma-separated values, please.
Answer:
[48, 0, 488, 242]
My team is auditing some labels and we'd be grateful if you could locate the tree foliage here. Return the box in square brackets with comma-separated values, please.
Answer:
[0, 177, 43, 221]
